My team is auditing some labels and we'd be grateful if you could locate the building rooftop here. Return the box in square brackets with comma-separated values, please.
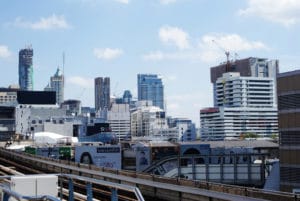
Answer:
[178, 140, 278, 149]
[277, 69, 300, 78]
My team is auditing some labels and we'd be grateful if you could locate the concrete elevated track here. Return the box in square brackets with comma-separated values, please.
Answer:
[0, 148, 298, 201]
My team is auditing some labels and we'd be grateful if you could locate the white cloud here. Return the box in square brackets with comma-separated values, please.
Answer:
[142, 51, 164, 61]
[198, 33, 268, 62]
[145, 25, 269, 63]
[67, 76, 94, 89]
[165, 75, 177, 81]
[142, 50, 201, 61]
[201, 33, 267, 52]
[13, 14, 71, 30]
[93, 48, 123, 60]
[167, 103, 179, 110]
[115, 0, 129, 4]
[160, 0, 177, 5]
[0, 45, 11, 58]
[159, 26, 190, 49]
[238, 0, 300, 26]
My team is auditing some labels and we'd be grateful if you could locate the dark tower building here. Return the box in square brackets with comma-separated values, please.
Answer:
[277, 70, 300, 192]
[95, 77, 110, 112]
[19, 47, 34, 90]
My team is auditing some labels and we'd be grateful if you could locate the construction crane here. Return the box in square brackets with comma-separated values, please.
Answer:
[212, 40, 231, 72]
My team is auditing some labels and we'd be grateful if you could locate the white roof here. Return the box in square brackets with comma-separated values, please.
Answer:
[34, 132, 78, 144]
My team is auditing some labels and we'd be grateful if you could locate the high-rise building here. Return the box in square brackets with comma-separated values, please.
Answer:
[201, 57, 279, 140]
[138, 74, 164, 109]
[44, 67, 64, 105]
[107, 103, 131, 141]
[277, 70, 300, 192]
[200, 69, 278, 140]
[215, 72, 277, 108]
[95, 77, 110, 112]
[210, 57, 278, 106]
[19, 47, 34, 90]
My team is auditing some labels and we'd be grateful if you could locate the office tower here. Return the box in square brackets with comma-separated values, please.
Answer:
[210, 57, 278, 106]
[95, 77, 110, 112]
[215, 72, 277, 108]
[137, 74, 164, 109]
[200, 57, 279, 140]
[19, 47, 34, 90]
[44, 67, 64, 105]
[107, 103, 131, 140]
[277, 70, 300, 192]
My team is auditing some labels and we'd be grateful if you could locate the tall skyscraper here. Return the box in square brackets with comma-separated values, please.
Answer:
[277, 70, 300, 192]
[95, 77, 110, 111]
[137, 74, 164, 109]
[44, 67, 64, 105]
[19, 47, 34, 90]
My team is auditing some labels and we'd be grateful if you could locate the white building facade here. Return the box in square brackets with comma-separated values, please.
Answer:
[200, 107, 278, 140]
[15, 104, 67, 138]
[200, 72, 278, 140]
[131, 101, 176, 140]
[107, 103, 131, 140]
[215, 72, 276, 108]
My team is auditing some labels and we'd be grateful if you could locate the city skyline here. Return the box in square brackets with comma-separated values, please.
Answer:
[0, 0, 299, 125]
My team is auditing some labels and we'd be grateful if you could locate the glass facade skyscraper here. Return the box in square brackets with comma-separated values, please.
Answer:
[19, 47, 34, 90]
[137, 74, 164, 110]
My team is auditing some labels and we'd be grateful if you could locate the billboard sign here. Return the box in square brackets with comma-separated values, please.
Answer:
[75, 145, 122, 169]
[135, 146, 151, 172]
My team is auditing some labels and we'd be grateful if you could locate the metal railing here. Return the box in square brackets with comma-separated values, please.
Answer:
[0, 174, 145, 201]
[0, 184, 60, 201]
[60, 174, 145, 201]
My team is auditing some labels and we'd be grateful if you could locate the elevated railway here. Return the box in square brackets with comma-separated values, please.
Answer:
[0, 148, 298, 201]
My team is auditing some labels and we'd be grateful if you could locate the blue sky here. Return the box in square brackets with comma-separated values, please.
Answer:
[0, 0, 300, 126]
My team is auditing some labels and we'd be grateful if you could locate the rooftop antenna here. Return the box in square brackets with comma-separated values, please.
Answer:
[62, 52, 65, 101]
[62, 52, 65, 76]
